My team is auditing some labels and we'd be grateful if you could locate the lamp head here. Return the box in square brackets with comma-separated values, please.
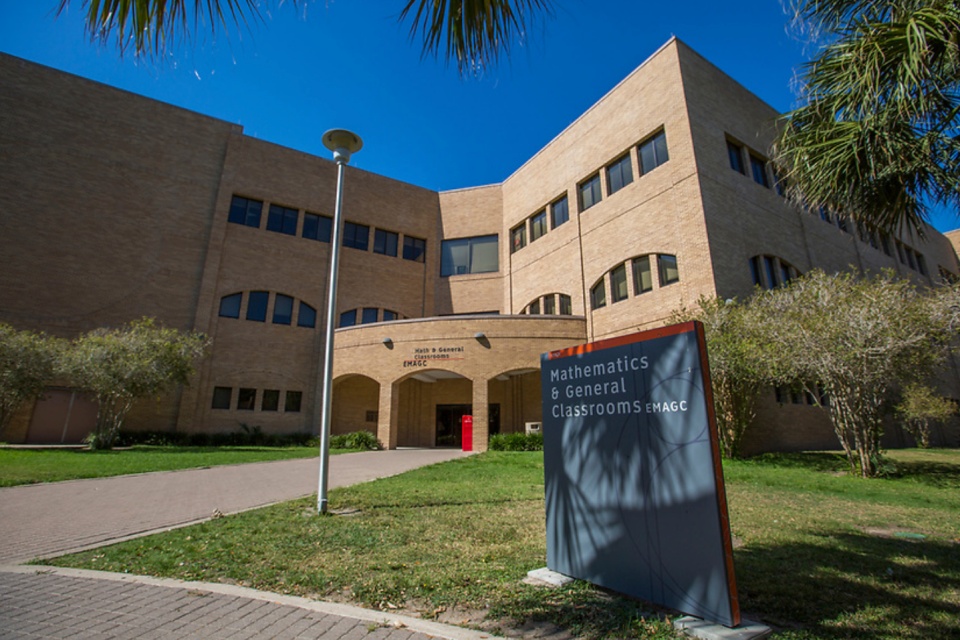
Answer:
[322, 129, 363, 164]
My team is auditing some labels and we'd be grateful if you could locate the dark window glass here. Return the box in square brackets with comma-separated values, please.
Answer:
[403, 236, 426, 262]
[246, 291, 269, 322]
[658, 254, 680, 286]
[633, 256, 653, 294]
[267, 204, 298, 235]
[285, 390, 302, 413]
[578, 173, 602, 212]
[211, 386, 232, 409]
[339, 309, 357, 327]
[362, 308, 379, 324]
[590, 279, 606, 310]
[780, 262, 793, 286]
[511, 224, 527, 253]
[727, 141, 745, 174]
[880, 232, 893, 256]
[237, 388, 256, 411]
[302, 213, 332, 242]
[440, 235, 499, 276]
[639, 130, 669, 175]
[273, 294, 293, 325]
[530, 210, 547, 241]
[611, 263, 628, 303]
[366, 410, 379, 423]
[917, 253, 928, 276]
[837, 216, 851, 233]
[763, 255, 778, 290]
[543, 295, 556, 315]
[559, 294, 572, 315]
[374, 229, 399, 257]
[228, 195, 262, 228]
[772, 167, 787, 196]
[298, 302, 317, 328]
[750, 155, 770, 187]
[219, 293, 242, 318]
[819, 207, 833, 223]
[343, 222, 369, 250]
[383, 309, 398, 322]
[749, 256, 763, 287]
[262, 389, 280, 412]
[550, 196, 569, 228]
[606, 153, 634, 195]
[906, 247, 917, 270]
[529, 299, 540, 315]
[775, 386, 786, 404]
[896, 241, 907, 264]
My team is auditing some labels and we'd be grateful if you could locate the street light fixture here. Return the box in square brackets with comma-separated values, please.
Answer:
[317, 128, 363, 515]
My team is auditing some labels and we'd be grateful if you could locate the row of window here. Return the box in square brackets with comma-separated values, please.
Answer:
[339, 307, 402, 328]
[590, 253, 680, 310]
[219, 291, 317, 328]
[212, 386, 303, 412]
[749, 255, 800, 290]
[520, 293, 574, 316]
[228, 195, 427, 263]
[726, 137, 784, 194]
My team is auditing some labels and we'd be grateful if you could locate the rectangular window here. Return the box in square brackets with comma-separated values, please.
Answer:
[632, 256, 653, 294]
[211, 386, 232, 410]
[763, 255, 778, 290]
[266, 204, 298, 235]
[262, 389, 280, 412]
[219, 293, 242, 318]
[510, 224, 527, 253]
[727, 140, 745, 174]
[285, 390, 302, 413]
[749, 256, 763, 287]
[246, 291, 269, 322]
[780, 262, 794, 286]
[639, 130, 669, 175]
[606, 153, 633, 195]
[228, 195, 263, 228]
[905, 247, 917, 270]
[237, 388, 256, 411]
[590, 280, 606, 310]
[896, 240, 907, 264]
[440, 235, 499, 276]
[837, 217, 851, 233]
[578, 173, 602, 212]
[373, 229, 399, 257]
[750, 154, 770, 187]
[530, 210, 547, 242]
[366, 410, 379, 423]
[403, 236, 426, 262]
[550, 196, 569, 228]
[273, 294, 293, 325]
[559, 294, 572, 315]
[383, 309, 398, 322]
[343, 222, 369, 250]
[916, 253, 928, 276]
[610, 263, 628, 303]
[772, 167, 787, 196]
[302, 213, 332, 242]
[361, 307, 379, 324]
[658, 254, 679, 286]
[819, 207, 833, 224]
[543, 295, 556, 315]
[529, 299, 540, 315]
[339, 309, 357, 327]
[297, 302, 317, 328]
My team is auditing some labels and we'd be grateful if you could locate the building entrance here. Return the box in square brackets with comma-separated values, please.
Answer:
[435, 404, 500, 447]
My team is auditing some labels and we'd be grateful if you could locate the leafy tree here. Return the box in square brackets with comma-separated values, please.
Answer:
[895, 382, 956, 447]
[775, 0, 960, 234]
[65, 318, 208, 449]
[57, 0, 554, 75]
[753, 269, 957, 477]
[0, 325, 62, 438]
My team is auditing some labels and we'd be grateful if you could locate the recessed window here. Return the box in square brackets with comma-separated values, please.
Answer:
[658, 254, 680, 286]
[727, 140, 745, 174]
[211, 387, 232, 410]
[246, 291, 269, 322]
[298, 302, 317, 328]
[763, 256, 778, 290]
[559, 294, 572, 315]
[343, 222, 369, 251]
[837, 216, 851, 233]
[917, 253, 928, 276]
[749, 154, 770, 187]
[273, 294, 293, 325]
[440, 235, 499, 276]
[262, 389, 280, 412]
[374, 229, 399, 257]
[383, 309, 398, 322]
[880, 232, 893, 256]
[302, 213, 332, 242]
[219, 293, 242, 318]
[578, 173, 602, 212]
[611, 263, 628, 303]
[606, 153, 634, 195]
[550, 196, 569, 229]
[632, 256, 653, 294]
[511, 224, 527, 253]
[267, 204, 298, 235]
[402, 236, 426, 262]
[529, 299, 540, 315]
[750, 255, 799, 290]
[530, 210, 547, 242]
[639, 130, 669, 175]
[285, 391, 302, 413]
[366, 411, 379, 423]
[905, 246, 917, 270]
[362, 308, 379, 324]
[749, 256, 763, 287]
[340, 309, 357, 327]
[228, 195, 262, 228]
[543, 295, 556, 315]
[590, 279, 606, 310]
[772, 166, 787, 196]
[780, 262, 794, 286]
[237, 388, 257, 411]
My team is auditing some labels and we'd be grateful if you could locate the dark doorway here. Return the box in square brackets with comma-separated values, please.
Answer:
[435, 404, 500, 447]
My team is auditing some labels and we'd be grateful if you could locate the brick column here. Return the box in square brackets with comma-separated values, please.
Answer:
[471, 377, 489, 452]
[377, 380, 400, 450]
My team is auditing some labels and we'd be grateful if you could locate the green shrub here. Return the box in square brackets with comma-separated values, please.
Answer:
[329, 430, 382, 451]
[115, 429, 317, 448]
[489, 432, 543, 451]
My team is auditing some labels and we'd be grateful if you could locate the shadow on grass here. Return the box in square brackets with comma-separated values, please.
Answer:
[740, 452, 851, 475]
[886, 459, 960, 489]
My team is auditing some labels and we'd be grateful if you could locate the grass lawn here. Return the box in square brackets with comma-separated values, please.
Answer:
[0, 445, 326, 486]
[44, 449, 960, 639]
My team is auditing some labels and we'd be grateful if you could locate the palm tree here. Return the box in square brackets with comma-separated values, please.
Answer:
[57, 0, 553, 76]
[774, 0, 960, 235]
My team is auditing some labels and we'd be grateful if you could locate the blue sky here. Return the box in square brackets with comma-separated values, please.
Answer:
[2, 1, 956, 232]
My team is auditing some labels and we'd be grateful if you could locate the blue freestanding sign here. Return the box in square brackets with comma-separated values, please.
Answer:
[541, 321, 739, 627]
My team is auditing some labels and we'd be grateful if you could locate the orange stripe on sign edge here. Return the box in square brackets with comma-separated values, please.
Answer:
[545, 320, 698, 361]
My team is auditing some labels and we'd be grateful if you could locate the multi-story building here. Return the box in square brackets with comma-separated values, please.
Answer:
[2, 38, 958, 451]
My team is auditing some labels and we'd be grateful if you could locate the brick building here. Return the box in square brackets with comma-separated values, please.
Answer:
[2, 38, 958, 451]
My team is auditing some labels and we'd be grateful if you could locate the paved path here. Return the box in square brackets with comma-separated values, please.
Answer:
[0, 449, 500, 640]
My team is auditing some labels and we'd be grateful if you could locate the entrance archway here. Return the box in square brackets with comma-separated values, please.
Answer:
[331, 374, 380, 437]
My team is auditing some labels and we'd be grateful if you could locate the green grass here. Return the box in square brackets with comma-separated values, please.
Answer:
[44, 449, 960, 639]
[0, 445, 326, 486]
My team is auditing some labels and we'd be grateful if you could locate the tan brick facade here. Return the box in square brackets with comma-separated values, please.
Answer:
[2, 39, 958, 450]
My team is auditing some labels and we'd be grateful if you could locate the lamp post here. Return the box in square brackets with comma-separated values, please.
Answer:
[317, 128, 363, 515]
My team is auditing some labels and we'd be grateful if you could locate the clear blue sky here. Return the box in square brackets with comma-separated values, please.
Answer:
[2, 1, 956, 232]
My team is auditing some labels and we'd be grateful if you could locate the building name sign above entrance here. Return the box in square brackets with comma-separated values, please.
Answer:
[403, 345, 466, 368]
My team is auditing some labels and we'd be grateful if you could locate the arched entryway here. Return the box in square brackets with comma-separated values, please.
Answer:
[331, 374, 380, 437]
[488, 368, 542, 436]
[396, 369, 473, 448]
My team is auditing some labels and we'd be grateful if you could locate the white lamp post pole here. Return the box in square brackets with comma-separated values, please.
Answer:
[317, 128, 363, 515]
